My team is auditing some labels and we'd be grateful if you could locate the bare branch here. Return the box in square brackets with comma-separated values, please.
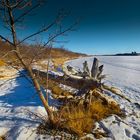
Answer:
[14, 2, 40, 23]
[17, 8, 70, 45]
[43, 21, 78, 47]
[0, 0, 9, 8]
[0, 0, 31, 10]
[12, 0, 32, 10]
[18, 21, 56, 45]
[0, 34, 14, 46]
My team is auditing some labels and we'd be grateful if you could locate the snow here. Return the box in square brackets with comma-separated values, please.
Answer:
[67, 56, 140, 140]
[0, 56, 140, 139]
[32, 59, 64, 77]
[0, 69, 47, 139]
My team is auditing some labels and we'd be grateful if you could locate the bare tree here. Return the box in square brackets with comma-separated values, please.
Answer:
[0, 0, 77, 122]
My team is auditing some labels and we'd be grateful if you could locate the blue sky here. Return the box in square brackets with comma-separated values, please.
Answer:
[1, 0, 140, 55]
[66, 25, 140, 55]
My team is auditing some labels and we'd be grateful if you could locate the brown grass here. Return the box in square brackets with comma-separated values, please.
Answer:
[59, 106, 94, 136]
[89, 100, 121, 120]
[0, 75, 4, 78]
[0, 40, 86, 68]
[50, 93, 122, 137]
[52, 57, 72, 67]
[0, 60, 6, 66]
[0, 136, 6, 140]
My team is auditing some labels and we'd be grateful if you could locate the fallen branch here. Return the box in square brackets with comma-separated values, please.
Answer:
[102, 84, 131, 102]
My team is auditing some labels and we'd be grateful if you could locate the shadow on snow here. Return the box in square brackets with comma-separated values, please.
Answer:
[0, 70, 60, 107]
[0, 70, 42, 107]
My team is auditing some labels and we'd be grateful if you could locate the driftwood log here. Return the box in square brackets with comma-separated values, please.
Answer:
[33, 58, 131, 103]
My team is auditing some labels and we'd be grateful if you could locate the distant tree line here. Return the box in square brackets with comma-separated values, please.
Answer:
[116, 51, 139, 56]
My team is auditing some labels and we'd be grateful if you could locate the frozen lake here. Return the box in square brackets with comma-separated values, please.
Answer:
[67, 56, 140, 102]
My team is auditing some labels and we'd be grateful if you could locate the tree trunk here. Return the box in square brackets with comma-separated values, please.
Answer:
[5, 0, 53, 121]
[27, 66, 54, 121]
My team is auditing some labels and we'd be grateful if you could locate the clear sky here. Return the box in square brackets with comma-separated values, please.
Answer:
[1, 0, 140, 55]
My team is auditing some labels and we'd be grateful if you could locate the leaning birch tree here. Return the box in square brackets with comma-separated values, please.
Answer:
[0, 0, 77, 122]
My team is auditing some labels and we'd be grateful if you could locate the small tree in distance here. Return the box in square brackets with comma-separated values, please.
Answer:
[0, 0, 78, 122]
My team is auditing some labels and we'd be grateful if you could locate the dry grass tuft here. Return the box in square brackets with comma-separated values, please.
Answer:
[51, 94, 122, 137]
[89, 100, 121, 121]
[0, 136, 6, 140]
[0, 60, 6, 66]
[59, 105, 94, 136]
[0, 75, 4, 78]
[0, 60, 6, 78]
